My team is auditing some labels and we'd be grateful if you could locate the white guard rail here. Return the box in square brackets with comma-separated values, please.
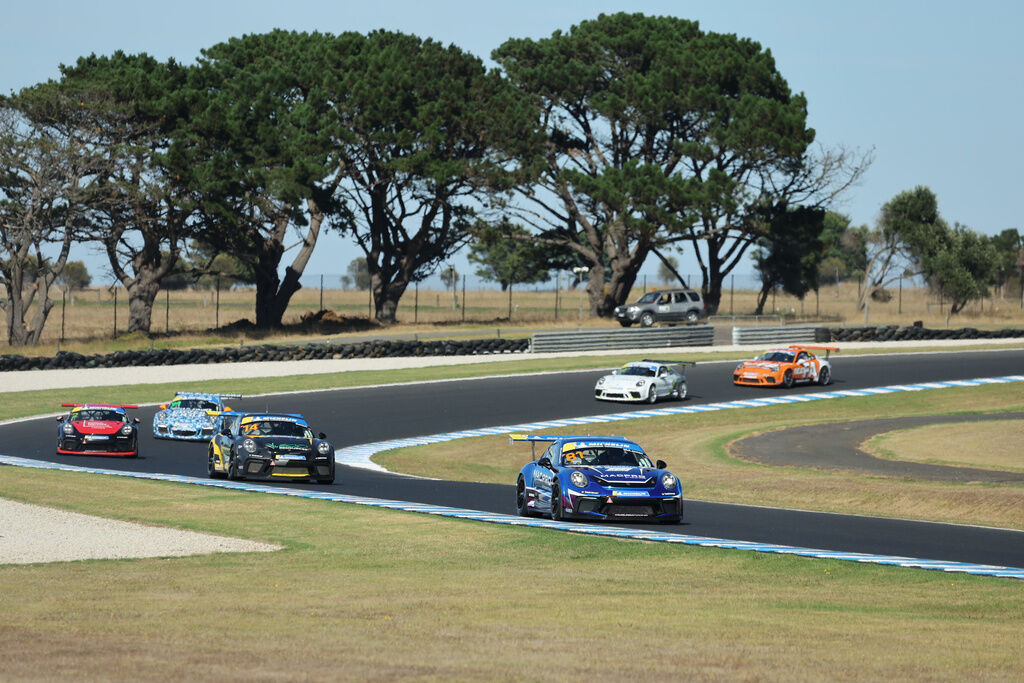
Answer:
[530, 326, 715, 353]
[731, 325, 827, 345]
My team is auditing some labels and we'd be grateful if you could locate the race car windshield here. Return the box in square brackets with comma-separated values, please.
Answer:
[172, 399, 220, 410]
[620, 366, 656, 377]
[243, 420, 312, 438]
[72, 409, 125, 422]
[562, 447, 653, 468]
[757, 351, 794, 362]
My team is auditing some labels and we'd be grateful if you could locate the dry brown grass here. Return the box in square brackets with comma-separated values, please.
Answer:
[376, 383, 1024, 529]
[864, 420, 1024, 472]
[6, 279, 1024, 353]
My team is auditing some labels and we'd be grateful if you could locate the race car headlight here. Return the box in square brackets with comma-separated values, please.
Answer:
[155, 411, 167, 421]
[735, 364, 744, 372]
[635, 380, 647, 387]
[62, 423, 75, 435]
[569, 471, 588, 488]
[316, 441, 331, 455]
[119, 425, 133, 436]
[660, 473, 677, 489]
[243, 439, 258, 454]
[596, 377, 605, 386]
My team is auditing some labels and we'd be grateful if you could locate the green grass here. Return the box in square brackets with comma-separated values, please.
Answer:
[1, 466, 1022, 680]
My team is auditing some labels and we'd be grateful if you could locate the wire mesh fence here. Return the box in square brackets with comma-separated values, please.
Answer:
[4, 272, 1024, 347]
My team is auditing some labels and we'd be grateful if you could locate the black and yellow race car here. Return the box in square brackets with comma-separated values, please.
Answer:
[207, 412, 335, 484]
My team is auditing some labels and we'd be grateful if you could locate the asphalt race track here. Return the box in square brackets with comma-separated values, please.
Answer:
[3, 347, 1024, 569]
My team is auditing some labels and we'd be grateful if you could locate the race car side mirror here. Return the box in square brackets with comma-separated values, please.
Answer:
[159, 404, 167, 410]
[656, 459, 667, 469]
[538, 456, 553, 469]
[224, 407, 233, 412]
[55, 416, 63, 422]
[133, 417, 141, 424]
[318, 432, 326, 439]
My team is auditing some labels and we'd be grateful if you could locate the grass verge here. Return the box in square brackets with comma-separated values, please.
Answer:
[376, 383, 1024, 529]
[1, 466, 1022, 680]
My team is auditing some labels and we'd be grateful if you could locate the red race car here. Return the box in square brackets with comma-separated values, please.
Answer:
[56, 403, 141, 457]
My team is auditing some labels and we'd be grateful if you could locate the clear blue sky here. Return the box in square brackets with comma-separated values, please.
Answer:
[5, 1, 1021, 287]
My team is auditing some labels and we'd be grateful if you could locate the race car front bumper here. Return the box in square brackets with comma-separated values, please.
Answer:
[58, 435, 137, 456]
[236, 454, 334, 481]
[153, 423, 218, 440]
[594, 388, 647, 401]
[733, 373, 779, 385]
[564, 491, 683, 522]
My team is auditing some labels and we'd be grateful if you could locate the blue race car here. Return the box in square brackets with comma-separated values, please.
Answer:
[512, 434, 683, 523]
[152, 392, 241, 441]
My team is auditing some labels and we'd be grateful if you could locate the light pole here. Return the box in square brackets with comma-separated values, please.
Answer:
[572, 266, 589, 329]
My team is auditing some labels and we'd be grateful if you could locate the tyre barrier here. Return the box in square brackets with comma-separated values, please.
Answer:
[828, 326, 1024, 343]
[0, 337, 530, 373]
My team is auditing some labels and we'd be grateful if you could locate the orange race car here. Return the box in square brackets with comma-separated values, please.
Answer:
[732, 345, 838, 388]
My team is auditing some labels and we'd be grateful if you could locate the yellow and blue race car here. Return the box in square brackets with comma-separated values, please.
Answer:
[152, 392, 241, 441]
[207, 412, 335, 484]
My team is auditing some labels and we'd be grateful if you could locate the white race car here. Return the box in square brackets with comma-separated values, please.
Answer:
[594, 360, 693, 403]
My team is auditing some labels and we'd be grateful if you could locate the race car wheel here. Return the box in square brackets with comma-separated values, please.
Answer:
[227, 454, 241, 481]
[126, 437, 138, 458]
[646, 385, 658, 403]
[516, 477, 536, 517]
[208, 449, 226, 479]
[317, 476, 335, 485]
[639, 312, 655, 327]
[675, 382, 687, 400]
[618, 321, 633, 327]
[817, 367, 831, 386]
[782, 369, 794, 388]
[550, 482, 565, 521]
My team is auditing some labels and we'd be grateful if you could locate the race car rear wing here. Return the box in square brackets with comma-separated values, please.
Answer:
[509, 433, 633, 459]
[786, 345, 839, 359]
[642, 359, 696, 367]
[61, 403, 139, 409]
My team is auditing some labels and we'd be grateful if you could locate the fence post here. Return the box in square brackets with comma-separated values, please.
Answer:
[112, 286, 117, 339]
[462, 276, 467, 322]
[319, 274, 324, 311]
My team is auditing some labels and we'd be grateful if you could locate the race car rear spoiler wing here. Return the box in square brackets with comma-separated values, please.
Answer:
[61, 403, 139, 409]
[785, 345, 839, 359]
[509, 433, 633, 458]
[642, 359, 696, 367]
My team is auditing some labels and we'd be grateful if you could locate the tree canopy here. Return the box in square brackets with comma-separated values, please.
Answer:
[492, 12, 869, 316]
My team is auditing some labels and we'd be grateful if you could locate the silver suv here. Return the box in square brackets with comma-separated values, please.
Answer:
[614, 288, 706, 327]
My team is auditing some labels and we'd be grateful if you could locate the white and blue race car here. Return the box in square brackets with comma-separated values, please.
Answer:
[152, 392, 241, 441]
[594, 359, 693, 403]
[512, 434, 683, 523]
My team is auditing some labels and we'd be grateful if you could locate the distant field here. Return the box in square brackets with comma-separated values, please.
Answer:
[4, 279, 1024, 352]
